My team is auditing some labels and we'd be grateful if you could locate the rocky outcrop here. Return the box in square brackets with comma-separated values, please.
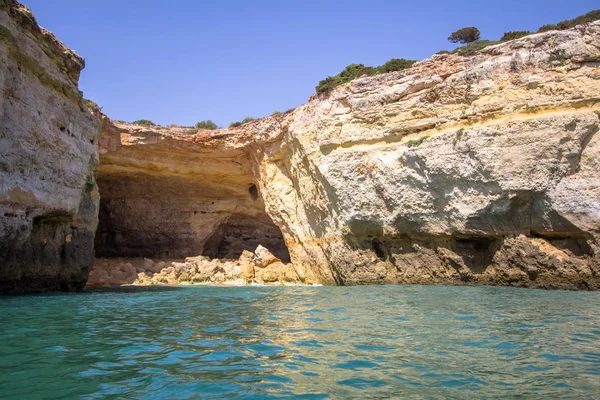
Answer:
[264, 23, 600, 289]
[88, 245, 305, 286]
[95, 22, 600, 289]
[266, 22, 600, 289]
[0, 1, 100, 293]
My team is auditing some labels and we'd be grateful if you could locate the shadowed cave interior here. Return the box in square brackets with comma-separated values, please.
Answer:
[94, 174, 291, 263]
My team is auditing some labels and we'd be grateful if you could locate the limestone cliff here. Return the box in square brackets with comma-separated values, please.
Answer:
[265, 22, 600, 289]
[0, 1, 100, 293]
[97, 22, 600, 289]
[95, 114, 292, 263]
[3, 0, 597, 292]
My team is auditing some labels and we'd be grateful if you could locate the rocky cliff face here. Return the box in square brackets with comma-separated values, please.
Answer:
[3, 0, 597, 292]
[96, 22, 600, 289]
[0, 1, 100, 293]
[265, 22, 600, 289]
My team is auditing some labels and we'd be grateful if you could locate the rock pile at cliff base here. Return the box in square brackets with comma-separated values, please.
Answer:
[88, 245, 308, 287]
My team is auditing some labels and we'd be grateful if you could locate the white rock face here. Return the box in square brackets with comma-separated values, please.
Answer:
[95, 21, 600, 289]
[252, 22, 600, 288]
[0, 2, 100, 293]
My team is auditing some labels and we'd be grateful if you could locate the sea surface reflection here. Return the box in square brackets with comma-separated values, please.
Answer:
[1, 285, 599, 398]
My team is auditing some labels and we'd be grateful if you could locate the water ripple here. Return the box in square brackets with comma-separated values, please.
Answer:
[0, 285, 599, 398]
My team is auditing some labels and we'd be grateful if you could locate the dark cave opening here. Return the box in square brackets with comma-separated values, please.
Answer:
[202, 213, 291, 262]
[371, 239, 385, 260]
[94, 176, 291, 262]
[249, 184, 259, 201]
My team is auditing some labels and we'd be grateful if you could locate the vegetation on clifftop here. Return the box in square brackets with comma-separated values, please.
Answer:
[452, 40, 502, 56]
[195, 120, 218, 130]
[229, 117, 255, 128]
[540, 9, 600, 32]
[450, 10, 600, 56]
[500, 31, 532, 41]
[316, 58, 417, 93]
[82, 98, 101, 112]
[132, 119, 156, 126]
[314, 9, 599, 95]
[448, 27, 481, 44]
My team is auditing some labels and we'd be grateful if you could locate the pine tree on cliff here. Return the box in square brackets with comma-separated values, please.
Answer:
[448, 27, 481, 44]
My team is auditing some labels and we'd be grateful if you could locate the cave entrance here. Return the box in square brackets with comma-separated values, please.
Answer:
[202, 213, 291, 262]
[94, 172, 291, 262]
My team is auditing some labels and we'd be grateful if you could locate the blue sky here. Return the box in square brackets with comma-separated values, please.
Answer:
[22, 0, 598, 127]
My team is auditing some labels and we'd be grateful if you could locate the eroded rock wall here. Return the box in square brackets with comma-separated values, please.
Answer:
[96, 22, 600, 289]
[0, 1, 100, 293]
[5, 1, 597, 292]
[96, 115, 291, 264]
[253, 22, 600, 288]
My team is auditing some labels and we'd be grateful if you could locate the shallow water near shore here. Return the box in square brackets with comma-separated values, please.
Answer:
[1, 286, 599, 399]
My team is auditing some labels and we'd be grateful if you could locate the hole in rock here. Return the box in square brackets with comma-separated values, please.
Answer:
[202, 213, 290, 262]
[371, 239, 385, 259]
[249, 184, 259, 201]
[95, 173, 290, 262]
[452, 236, 503, 274]
[530, 231, 593, 257]
[33, 211, 73, 225]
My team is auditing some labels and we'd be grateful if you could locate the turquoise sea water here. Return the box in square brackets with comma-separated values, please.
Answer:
[1, 285, 599, 399]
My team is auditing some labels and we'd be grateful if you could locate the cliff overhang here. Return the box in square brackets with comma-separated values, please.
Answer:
[1, 0, 600, 292]
[93, 21, 600, 289]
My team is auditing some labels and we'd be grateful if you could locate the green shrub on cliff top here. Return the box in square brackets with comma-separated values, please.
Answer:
[537, 10, 600, 32]
[228, 117, 255, 128]
[316, 64, 376, 93]
[452, 40, 502, 56]
[315, 76, 343, 93]
[441, 9, 599, 57]
[380, 58, 417, 72]
[133, 119, 156, 126]
[537, 24, 558, 33]
[316, 60, 416, 93]
[501, 31, 532, 41]
[448, 27, 481, 44]
[82, 98, 101, 112]
[556, 9, 600, 30]
[195, 120, 218, 130]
